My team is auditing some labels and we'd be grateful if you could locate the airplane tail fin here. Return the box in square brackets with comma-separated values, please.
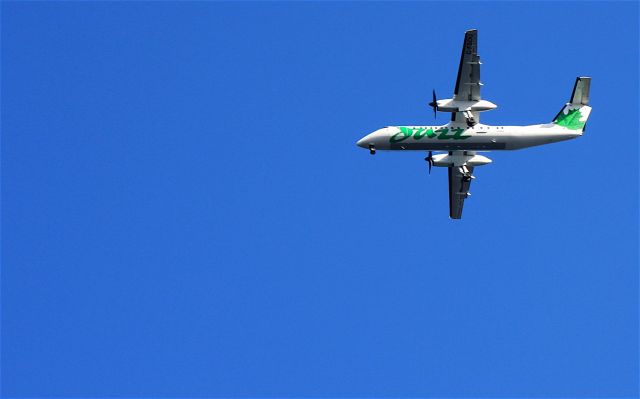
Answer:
[552, 77, 592, 131]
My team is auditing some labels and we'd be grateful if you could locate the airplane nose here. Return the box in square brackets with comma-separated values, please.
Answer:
[357, 130, 383, 148]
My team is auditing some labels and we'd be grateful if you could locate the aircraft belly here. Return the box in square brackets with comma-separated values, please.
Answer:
[389, 142, 506, 150]
[502, 133, 571, 150]
[389, 135, 506, 150]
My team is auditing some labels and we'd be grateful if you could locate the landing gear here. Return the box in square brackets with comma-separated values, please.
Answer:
[459, 165, 475, 181]
[369, 144, 376, 155]
[463, 110, 477, 127]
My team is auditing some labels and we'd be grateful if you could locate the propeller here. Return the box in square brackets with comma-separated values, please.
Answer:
[425, 151, 434, 174]
[428, 89, 438, 119]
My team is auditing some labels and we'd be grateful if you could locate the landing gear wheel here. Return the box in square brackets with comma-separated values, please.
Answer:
[369, 145, 376, 155]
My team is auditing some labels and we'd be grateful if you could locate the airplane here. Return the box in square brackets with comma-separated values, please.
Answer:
[356, 29, 591, 219]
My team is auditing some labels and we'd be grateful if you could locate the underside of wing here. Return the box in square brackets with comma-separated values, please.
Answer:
[448, 165, 474, 219]
[453, 29, 482, 102]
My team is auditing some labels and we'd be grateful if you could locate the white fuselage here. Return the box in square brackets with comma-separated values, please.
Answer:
[357, 122, 582, 152]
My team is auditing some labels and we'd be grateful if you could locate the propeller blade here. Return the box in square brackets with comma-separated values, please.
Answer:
[431, 90, 438, 119]
[425, 151, 433, 174]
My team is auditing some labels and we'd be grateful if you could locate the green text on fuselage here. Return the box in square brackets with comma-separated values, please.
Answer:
[390, 126, 472, 143]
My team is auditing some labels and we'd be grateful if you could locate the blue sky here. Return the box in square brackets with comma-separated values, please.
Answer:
[2, 2, 638, 397]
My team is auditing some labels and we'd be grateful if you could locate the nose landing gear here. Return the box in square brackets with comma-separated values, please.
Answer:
[369, 144, 376, 155]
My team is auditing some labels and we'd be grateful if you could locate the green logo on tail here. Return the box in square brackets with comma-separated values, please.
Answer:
[554, 108, 585, 130]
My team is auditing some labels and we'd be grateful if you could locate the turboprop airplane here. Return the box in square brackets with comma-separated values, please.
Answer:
[356, 29, 592, 219]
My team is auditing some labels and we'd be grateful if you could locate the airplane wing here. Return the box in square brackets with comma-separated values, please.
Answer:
[451, 29, 482, 124]
[454, 29, 481, 101]
[448, 164, 474, 219]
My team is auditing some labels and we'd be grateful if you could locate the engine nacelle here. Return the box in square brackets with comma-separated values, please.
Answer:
[434, 99, 497, 113]
[432, 153, 492, 167]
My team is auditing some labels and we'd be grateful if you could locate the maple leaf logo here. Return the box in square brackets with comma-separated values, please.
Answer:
[554, 108, 585, 130]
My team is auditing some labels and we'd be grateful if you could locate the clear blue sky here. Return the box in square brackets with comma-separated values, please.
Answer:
[2, 2, 638, 397]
